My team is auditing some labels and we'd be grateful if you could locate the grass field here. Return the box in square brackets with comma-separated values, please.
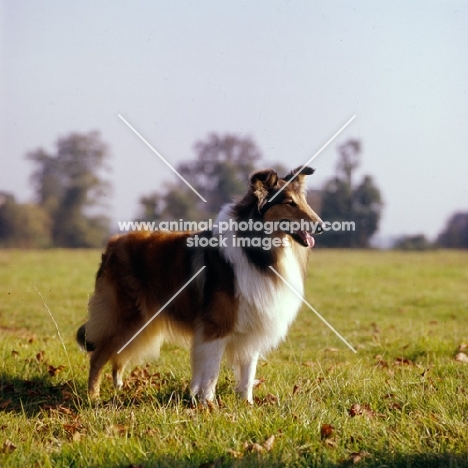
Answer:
[1, 248, 468, 467]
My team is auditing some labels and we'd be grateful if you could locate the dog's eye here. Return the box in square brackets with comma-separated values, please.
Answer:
[284, 199, 297, 207]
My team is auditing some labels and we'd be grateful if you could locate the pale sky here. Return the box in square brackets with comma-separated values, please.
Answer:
[1, 0, 467, 240]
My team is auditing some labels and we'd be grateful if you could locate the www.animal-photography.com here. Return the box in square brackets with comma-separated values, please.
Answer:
[1, 2, 468, 467]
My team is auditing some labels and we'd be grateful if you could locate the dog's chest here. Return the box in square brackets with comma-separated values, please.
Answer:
[231, 247, 304, 335]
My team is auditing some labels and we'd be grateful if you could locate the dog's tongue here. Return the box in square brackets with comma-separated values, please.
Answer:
[298, 231, 315, 248]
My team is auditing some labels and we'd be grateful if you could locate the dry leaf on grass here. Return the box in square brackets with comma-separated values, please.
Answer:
[455, 352, 468, 363]
[253, 377, 266, 388]
[292, 384, 301, 395]
[325, 439, 338, 448]
[36, 350, 45, 362]
[348, 451, 370, 464]
[243, 435, 275, 454]
[245, 442, 265, 453]
[457, 343, 468, 352]
[1, 440, 17, 454]
[226, 448, 243, 459]
[394, 357, 413, 366]
[48, 364, 66, 376]
[253, 393, 279, 406]
[41, 404, 74, 415]
[263, 435, 275, 451]
[320, 424, 335, 440]
[348, 403, 377, 418]
[109, 424, 128, 436]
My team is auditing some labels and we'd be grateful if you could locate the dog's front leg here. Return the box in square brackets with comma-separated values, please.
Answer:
[234, 352, 259, 404]
[190, 334, 227, 403]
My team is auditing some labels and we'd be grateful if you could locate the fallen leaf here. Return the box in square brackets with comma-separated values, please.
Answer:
[226, 448, 243, 459]
[320, 424, 335, 439]
[253, 377, 266, 388]
[458, 343, 468, 351]
[11, 350, 19, 358]
[324, 439, 337, 448]
[348, 451, 370, 464]
[394, 357, 412, 366]
[1, 440, 17, 454]
[263, 435, 275, 451]
[292, 384, 301, 395]
[389, 402, 402, 411]
[265, 393, 279, 404]
[455, 352, 468, 363]
[109, 423, 127, 436]
[36, 350, 45, 362]
[48, 364, 66, 376]
[246, 442, 265, 453]
[206, 400, 216, 412]
[253, 393, 279, 406]
[348, 403, 375, 418]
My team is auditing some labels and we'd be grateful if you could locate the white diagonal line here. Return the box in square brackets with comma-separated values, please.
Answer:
[117, 266, 206, 354]
[118, 114, 207, 203]
[268, 266, 357, 353]
[269, 115, 356, 202]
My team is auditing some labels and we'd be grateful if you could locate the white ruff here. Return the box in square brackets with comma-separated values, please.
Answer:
[214, 205, 304, 356]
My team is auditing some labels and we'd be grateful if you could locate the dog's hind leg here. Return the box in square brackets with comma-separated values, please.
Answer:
[190, 332, 227, 403]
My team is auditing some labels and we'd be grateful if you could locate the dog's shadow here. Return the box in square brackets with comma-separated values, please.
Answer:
[0, 373, 86, 417]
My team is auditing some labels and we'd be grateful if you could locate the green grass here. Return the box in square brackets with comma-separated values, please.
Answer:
[1, 249, 468, 467]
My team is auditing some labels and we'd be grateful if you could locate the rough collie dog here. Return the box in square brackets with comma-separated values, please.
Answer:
[77, 166, 323, 403]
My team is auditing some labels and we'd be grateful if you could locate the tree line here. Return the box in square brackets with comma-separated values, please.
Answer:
[1, 131, 466, 249]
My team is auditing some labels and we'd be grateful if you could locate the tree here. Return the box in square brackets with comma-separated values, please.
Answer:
[28, 131, 111, 247]
[437, 212, 468, 248]
[137, 133, 263, 221]
[0, 193, 52, 248]
[320, 140, 383, 248]
[394, 234, 433, 251]
[177, 133, 262, 216]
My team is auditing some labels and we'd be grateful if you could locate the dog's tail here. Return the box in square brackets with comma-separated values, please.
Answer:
[76, 323, 95, 352]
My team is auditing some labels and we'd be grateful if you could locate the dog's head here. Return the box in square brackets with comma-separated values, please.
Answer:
[249, 166, 323, 248]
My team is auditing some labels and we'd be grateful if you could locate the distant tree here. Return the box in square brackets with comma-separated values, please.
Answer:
[437, 212, 468, 248]
[27, 131, 111, 247]
[137, 133, 263, 221]
[320, 140, 383, 248]
[394, 234, 433, 251]
[135, 193, 163, 222]
[177, 133, 262, 216]
[0, 194, 52, 248]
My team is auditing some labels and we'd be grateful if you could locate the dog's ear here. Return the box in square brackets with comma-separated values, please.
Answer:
[250, 169, 278, 211]
[283, 166, 315, 192]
